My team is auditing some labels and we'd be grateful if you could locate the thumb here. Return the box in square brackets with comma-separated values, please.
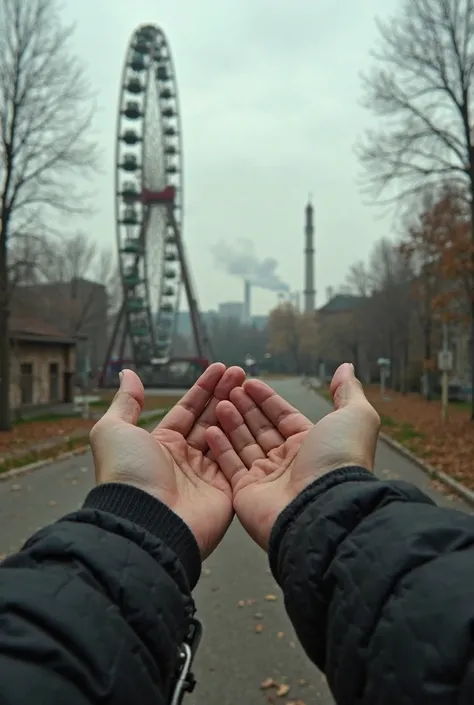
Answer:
[105, 369, 144, 425]
[330, 363, 369, 410]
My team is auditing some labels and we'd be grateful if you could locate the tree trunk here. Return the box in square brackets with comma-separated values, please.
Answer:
[423, 321, 432, 401]
[0, 257, 11, 431]
[470, 191, 474, 420]
[471, 301, 474, 420]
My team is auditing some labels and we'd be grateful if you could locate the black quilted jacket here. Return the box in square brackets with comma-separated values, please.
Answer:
[0, 468, 472, 704]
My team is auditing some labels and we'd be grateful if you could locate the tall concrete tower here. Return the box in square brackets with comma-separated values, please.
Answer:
[304, 197, 316, 313]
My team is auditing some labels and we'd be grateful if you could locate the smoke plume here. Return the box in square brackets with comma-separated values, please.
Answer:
[213, 239, 289, 292]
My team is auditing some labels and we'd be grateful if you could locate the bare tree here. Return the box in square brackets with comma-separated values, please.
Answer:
[0, 0, 99, 429]
[8, 233, 54, 286]
[358, 0, 474, 416]
[369, 239, 414, 392]
[345, 260, 372, 297]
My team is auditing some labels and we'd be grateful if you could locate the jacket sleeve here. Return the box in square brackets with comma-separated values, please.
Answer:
[269, 466, 474, 705]
[0, 482, 201, 705]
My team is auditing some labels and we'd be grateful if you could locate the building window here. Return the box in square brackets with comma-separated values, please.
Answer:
[49, 363, 60, 402]
[20, 363, 33, 405]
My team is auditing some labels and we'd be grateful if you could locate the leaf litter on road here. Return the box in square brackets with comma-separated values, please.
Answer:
[265, 593, 277, 602]
[260, 680, 293, 698]
[260, 678, 276, 690]
[276, 684, 290, 697]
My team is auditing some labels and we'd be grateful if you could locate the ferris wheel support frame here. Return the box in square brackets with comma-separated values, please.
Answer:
[99, 199, 212, 386]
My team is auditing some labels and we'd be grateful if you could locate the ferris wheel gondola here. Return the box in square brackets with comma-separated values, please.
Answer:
[115, 24, 183, 367]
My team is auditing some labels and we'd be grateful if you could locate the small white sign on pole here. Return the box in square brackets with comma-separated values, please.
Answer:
[437, 350, 453, 372]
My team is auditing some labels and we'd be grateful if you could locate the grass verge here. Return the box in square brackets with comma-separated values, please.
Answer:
[0, 411, 167, 476]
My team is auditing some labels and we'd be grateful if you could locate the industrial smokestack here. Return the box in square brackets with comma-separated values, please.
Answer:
[243, 279, 251, 323]
[304, 197, 316, 313]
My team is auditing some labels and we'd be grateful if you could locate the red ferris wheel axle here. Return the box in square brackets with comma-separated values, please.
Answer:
[141, 185, 176, 205]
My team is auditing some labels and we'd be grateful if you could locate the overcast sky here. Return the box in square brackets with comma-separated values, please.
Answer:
[62, 0, 400, 315]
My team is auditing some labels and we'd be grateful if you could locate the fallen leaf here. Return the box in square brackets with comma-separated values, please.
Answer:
[277, 631, 285, 638]
[202, 568, 211, 576]
[10, 484, 21, 492]
[71, 479, 78, 486]
[260, 678, 276, 690]
[287, 700, 306, 705]
[255, 623, 264, 633]
[254, 612, 263, 619]
[298, 679, 307, 686]
[289, 641, 296, 648]
[276, 684, 290, 697]
[265, 593, 277, 602]
[80, 467, 88, 473]
[237, 600, 245, 608]
[48, 500, 57, 507]
[246, 598, 256, 605]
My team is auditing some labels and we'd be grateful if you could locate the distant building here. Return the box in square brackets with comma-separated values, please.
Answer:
[218, 301, 244, 320]
[14, 279, 108, 379]
[317, 293, 362, 316]
[316, 294, 365, 379]
[9, 312, 77, 410]
[169, 310, 216, 339]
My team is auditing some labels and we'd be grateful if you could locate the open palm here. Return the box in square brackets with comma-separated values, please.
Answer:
[90, 363, 245, 558]
[206, 365, 380, 549]
[206, 379, 313, 548]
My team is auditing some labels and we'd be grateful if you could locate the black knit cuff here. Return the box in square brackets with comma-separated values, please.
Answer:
[83, 483, 201, 589]
[268, 466, 377, 578]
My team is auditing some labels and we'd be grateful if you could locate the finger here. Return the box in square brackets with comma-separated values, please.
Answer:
[243, 379, 312, 438]
[158, 362, 225, 435]
[186, 366, 246, 451]
[215, 400, 266, 468]
[104, 369, 144, 425]
[206, 425, 249, 489]
[229, 386, 285, 453]
[330, 363, 371, 410]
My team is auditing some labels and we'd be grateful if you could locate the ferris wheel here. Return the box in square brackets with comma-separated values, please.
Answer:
[115, 24, 183, 368]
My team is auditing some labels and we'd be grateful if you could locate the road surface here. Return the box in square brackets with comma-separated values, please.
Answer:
[0, 378, 470, 705]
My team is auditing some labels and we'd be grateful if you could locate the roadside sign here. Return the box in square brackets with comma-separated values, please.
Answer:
[438, 350, 453, 372]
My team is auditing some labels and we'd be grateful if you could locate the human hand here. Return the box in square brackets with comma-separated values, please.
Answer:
[90, 362, 246, 558]
[206, 363, 380, 550]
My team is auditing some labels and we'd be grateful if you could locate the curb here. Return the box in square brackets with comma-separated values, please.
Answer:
[378, 431, 474, 506]
[309, 384, 474, 508]
[0, 444, 90, 482]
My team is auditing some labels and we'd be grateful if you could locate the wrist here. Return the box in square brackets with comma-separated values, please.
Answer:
[268, 467, 376, 577]
[84, 483, 202, 589]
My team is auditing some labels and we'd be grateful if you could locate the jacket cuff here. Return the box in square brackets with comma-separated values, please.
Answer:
[83, 483, 201, 589]
[268, 466, 376, 577]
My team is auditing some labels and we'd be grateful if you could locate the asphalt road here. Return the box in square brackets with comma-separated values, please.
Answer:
[0, 378, 470, 705]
